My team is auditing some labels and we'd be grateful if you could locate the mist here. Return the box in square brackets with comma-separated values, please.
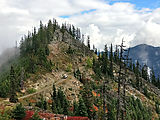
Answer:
[0, 47, 19, 69]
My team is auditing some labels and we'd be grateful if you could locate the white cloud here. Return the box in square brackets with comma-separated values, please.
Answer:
[0, 0, 160, 53]
[63, 2, 160, 50]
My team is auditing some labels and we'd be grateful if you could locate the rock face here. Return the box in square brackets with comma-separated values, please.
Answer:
[128, 44, 160, 77]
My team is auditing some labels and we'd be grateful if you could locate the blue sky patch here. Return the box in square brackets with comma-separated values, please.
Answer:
[108, 0, 160, 9]
[59, 15, 70, 18]
[60, 9, 96, 18]
[81, 9, 96, 14]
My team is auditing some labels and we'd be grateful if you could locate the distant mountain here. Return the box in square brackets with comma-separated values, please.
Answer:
[129, 44, 160, 77]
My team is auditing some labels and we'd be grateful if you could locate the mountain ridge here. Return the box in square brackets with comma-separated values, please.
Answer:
[129, 44, 160, 77]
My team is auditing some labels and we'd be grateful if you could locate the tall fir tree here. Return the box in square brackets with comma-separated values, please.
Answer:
[73, 101, 79, 116]
[101, 44, 108, 75]
[39, 21, 44, 44]
[151, 67, 156, 85]
[142, 64, 148, 81]
[52, 101, 58, 114]
[63, 98, 69, 115]
[78, 97, 88, 117]
[109, 44, 113, 77]
[135, 61, 140, 76]
[32, 27, 38, 54]
[135, 61, 141, 90]
[9, 66, 18, 103]
[52, 84, 57, 100]
[104, 44, 108, 60]
[87, 36, 90, 49]
[72, 25, 76, 38]
[157, 76, 160, 88]
[114, 45, 118, 63]
[12, 103, 26, 120]
[47, 19, 53, 43]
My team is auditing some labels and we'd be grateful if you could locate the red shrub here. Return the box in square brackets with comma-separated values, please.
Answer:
[23, 111, 55, 120]
[29, 99, 36, 103]
[92, 91, 97, 97]
[23, 111, 34, 120]
[47, 99, 52, 104]
[93, 104, 98, 111]
[39, 113, 55, 118]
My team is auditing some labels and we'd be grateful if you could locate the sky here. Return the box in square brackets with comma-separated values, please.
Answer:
[0, 0, 160, 53]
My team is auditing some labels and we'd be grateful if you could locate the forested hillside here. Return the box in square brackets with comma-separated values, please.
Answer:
[0, 18, 160, 120]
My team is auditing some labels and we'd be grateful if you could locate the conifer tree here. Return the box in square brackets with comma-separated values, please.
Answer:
[63, 98, 69, 115]
[135, 61, 140, 89]
[133, 63, 136, 73]
[114, 45, 118, 63]
[104, 44, 108, 60]
[51, 83, 58, 113]
[78, 97, 88, 117]
[109, 44, 113, 77]
[76, 28, 81, 40]
[69, 25, 72, 36]
[52, 101, 58, 114]
[20, 67, 25, 90]
[57, 88, 65, 107]
[52, 84, 57, 100]
[144, 86, 149, 98]
[53, 18, 57, 32]
[57, 100, 63, 114]
[157, 76, 160, 89]
[136, 75, 140, 90]
[155, 102, 160, 114]
[87, 36, 90, 49]
[61, 23, 65, 41]
[95, 48, 98, 55]
[20, 37, 25, 56]
[81, 34, 84, 44]
[116, 40, 125, 120]
[101, 54, 108, 75]
[32, 27, 38, 54]
[93, 44, 95, 51]
[101, 45, 108, 75]
[108, 100, 116, 120]
[151, 67, 156, 85]
[39, 21, 44, 44]
[47, 19, 53, 43]
[142, 64, 148, 81]
[72, 25, 76, 38]
[9, 66, 18, 103]
[12, 103, 26, 120]
[73, 101, 79, 116]
[109, 44, 113, 61]
[129, 60, 133, 70]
